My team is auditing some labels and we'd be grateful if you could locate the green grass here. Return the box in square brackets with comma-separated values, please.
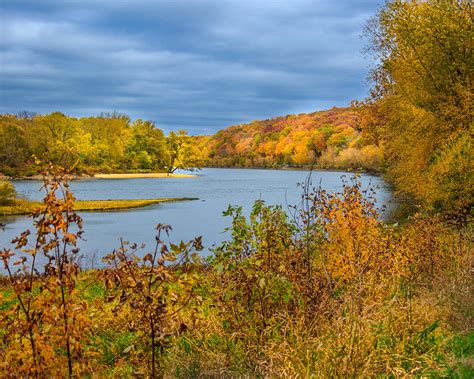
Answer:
[0, 197, 198, 216]
[444, 332, 474, 378]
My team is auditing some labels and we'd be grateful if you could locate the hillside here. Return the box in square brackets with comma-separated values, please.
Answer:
[196, 106, 382, 171]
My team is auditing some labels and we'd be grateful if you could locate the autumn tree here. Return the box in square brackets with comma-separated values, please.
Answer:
[80, 113, 131, 169]
[125, 119, 167, 170]
[363, 0, 473, 217]
[30, 112, 85, 168]
[0, 180, 16, 204]
[0, 115, 30, 174]
[164, 130, 201, 173]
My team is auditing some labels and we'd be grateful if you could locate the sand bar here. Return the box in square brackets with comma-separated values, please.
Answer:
[94, 173, 196, 179]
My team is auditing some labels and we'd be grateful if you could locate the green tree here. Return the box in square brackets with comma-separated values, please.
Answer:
[125, 119, 167, 170]
[0, 115, 30, 174]
[80, 113, 131, 169]
[164, 130, 201, 173]
[0, 181, 16, 205]
[29, 112, 86, 169]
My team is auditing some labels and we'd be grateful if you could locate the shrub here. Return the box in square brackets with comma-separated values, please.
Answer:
[0, 168, 91, 376]
[173, 177, 470, 376]
[101, 226, 203, 377]
[0, 181, 16, 205]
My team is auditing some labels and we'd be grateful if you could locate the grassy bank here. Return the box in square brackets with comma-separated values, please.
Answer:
[0, 197, 198, 216]
[94, 173, 196, 179]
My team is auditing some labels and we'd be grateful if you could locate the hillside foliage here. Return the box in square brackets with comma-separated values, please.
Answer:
[196, 107, 382, 171]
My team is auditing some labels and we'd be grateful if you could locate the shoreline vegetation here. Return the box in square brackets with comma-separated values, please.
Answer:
[196, 107, 383, 172]
[0, 197, 198, 216]
[0, 107, 382, 179]
[202, 164, 379, 175]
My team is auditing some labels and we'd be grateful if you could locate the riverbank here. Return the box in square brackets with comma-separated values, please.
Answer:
[0, 197, 198, 216]
[6, 172, 197, 180]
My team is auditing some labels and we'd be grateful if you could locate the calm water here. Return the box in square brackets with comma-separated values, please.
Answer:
[0, 168, 394, 266]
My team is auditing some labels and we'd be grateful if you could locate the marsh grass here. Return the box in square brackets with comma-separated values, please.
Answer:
[0, 197, 198, 216]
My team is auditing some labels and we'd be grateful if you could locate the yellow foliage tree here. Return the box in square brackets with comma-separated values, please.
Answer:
[363, 0, 473, 218]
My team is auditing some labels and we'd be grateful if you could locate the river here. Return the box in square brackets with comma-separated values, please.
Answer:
[0, 168, 394, 266]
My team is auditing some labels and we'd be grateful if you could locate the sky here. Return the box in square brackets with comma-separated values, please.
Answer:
[0, 0, 382, 135]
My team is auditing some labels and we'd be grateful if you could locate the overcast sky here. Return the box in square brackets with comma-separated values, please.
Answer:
[0, 0, 381, 134]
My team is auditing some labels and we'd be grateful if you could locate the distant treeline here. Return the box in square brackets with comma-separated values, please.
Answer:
[0, 112, 199, 176]
[0, 107, 383, 178]
[196, 107, 382, 172]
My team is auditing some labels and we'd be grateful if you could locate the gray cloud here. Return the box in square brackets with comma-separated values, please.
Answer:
[0, 0, 382, 134]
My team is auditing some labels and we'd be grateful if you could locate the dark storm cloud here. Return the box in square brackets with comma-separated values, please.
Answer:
[0, 0, 382, 134]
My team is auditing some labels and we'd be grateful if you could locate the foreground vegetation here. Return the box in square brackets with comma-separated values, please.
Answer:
[0, 170, 472, 377]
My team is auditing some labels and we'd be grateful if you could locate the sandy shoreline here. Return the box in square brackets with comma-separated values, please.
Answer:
[94, 173, 196, 179]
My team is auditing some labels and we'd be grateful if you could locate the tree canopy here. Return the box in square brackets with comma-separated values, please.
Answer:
[196, 107, 382, 171]
[361, 0, 473, 217]
[0, 113, 201, 176]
